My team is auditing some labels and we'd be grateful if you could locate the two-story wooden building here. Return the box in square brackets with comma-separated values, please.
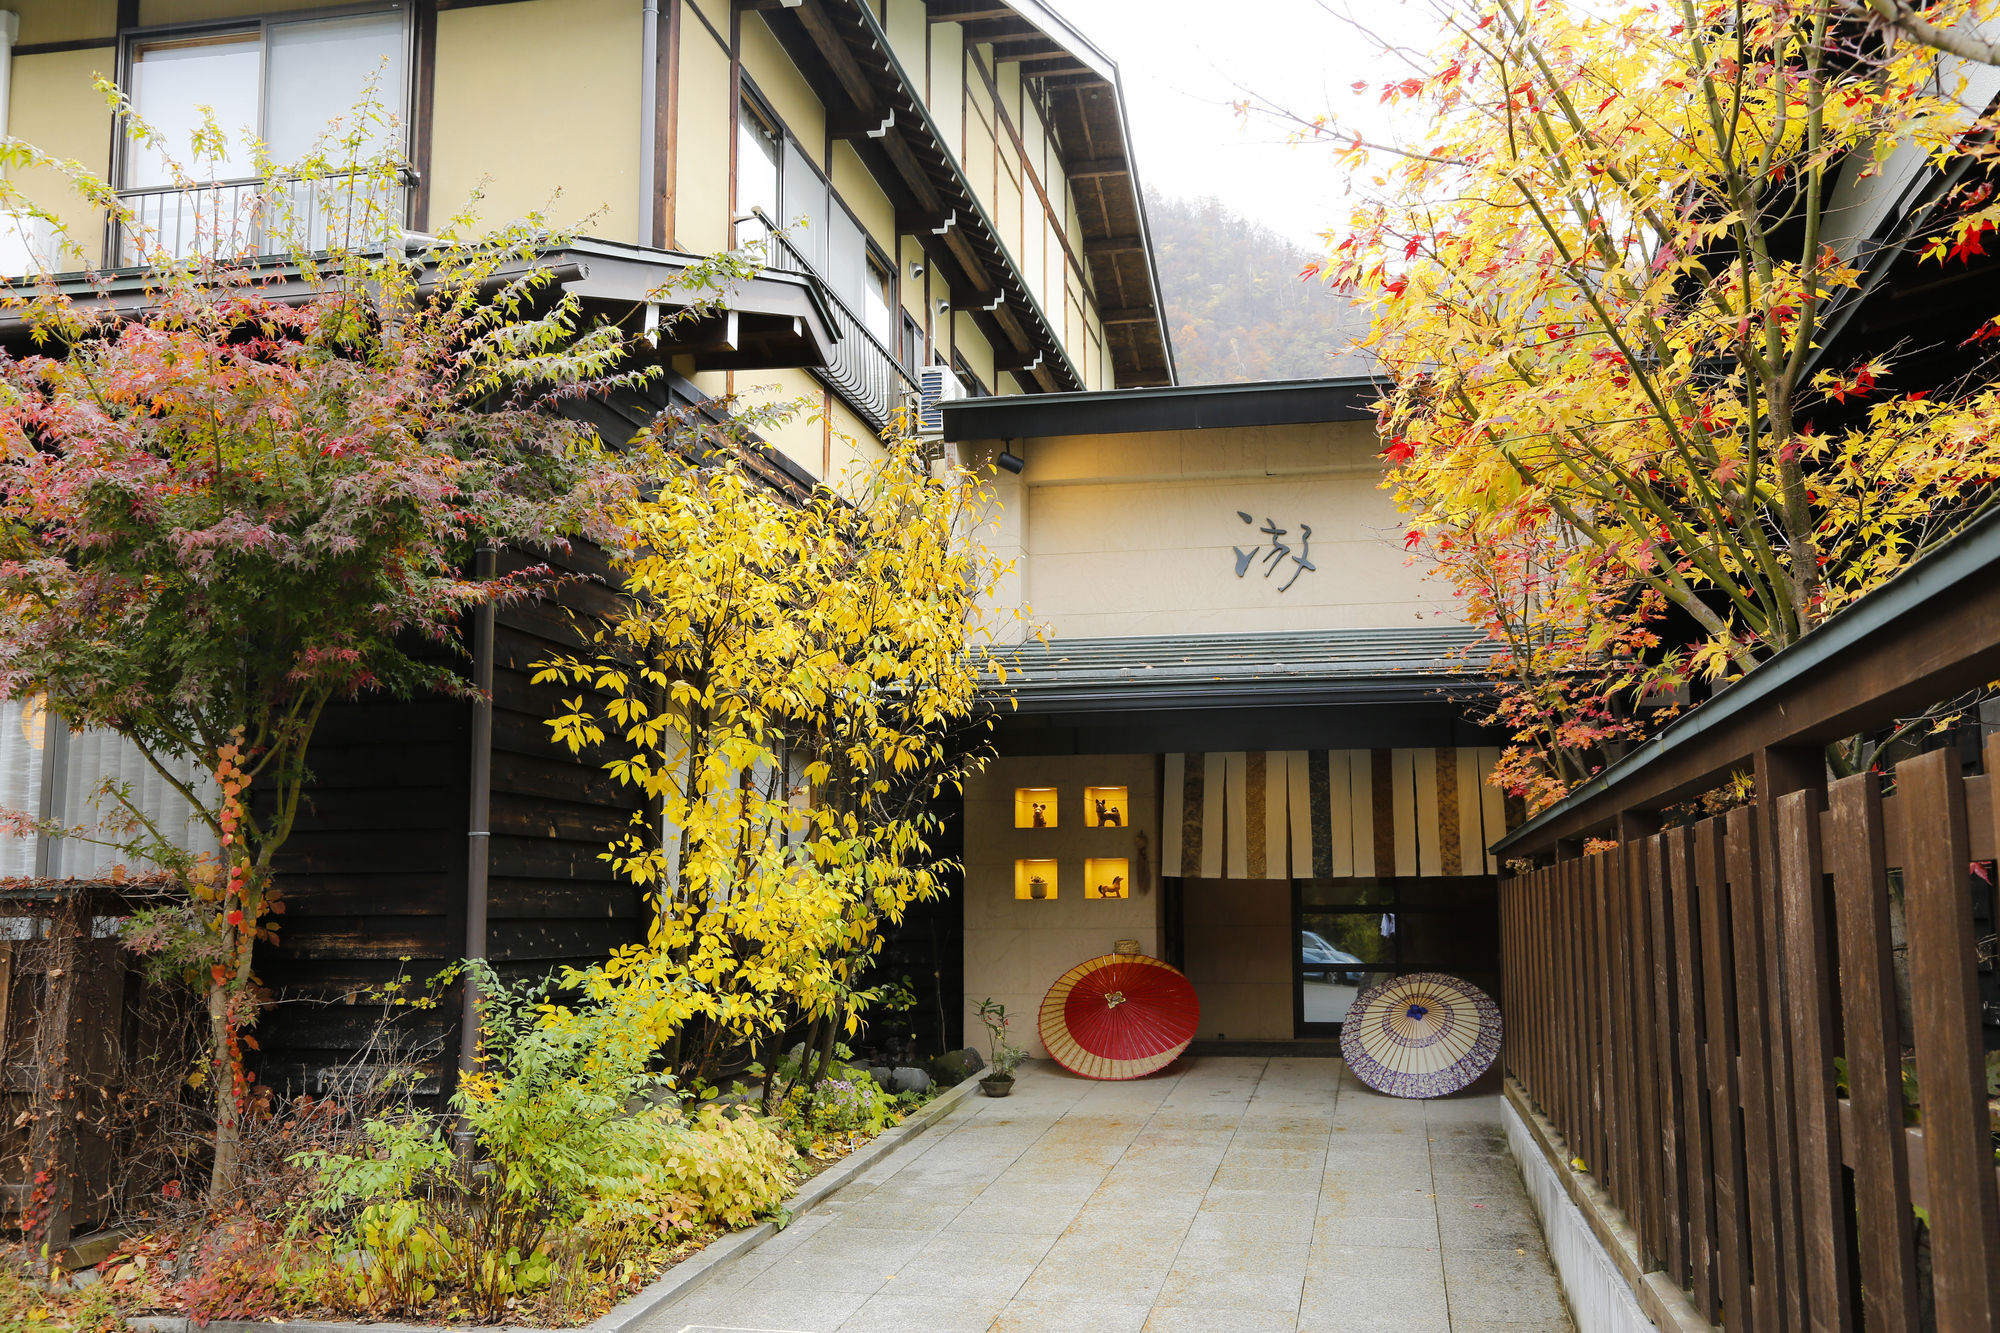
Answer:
[0, 0, 1177, 1091]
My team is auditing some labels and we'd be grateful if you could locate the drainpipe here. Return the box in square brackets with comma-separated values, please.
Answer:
[456, 544, 496, 1140]
[638, 0, 659, 246]
[0, 12, 18, 143]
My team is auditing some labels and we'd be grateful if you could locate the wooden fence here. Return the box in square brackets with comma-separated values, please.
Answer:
[1502, 738, 2000, 1331]
[1496, 511, 2000, 1331]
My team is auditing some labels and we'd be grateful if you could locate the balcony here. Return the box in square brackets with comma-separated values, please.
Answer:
[108, 168, 414, 269]
[760, 224, 918, 434]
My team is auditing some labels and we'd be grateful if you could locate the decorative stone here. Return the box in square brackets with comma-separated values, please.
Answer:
[890, 1066, 932, 1094]
[927, 1047, 985, 1085]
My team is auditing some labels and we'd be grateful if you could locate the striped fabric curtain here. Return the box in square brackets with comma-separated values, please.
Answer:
[1162, 748, 1519, 880]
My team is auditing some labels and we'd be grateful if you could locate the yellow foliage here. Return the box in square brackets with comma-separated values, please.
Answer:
[539, 417, 1017, 1083]
[1323, 0, 2000, 800]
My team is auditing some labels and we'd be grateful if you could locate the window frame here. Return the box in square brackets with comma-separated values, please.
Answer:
[114, 1, 416, 193]
[733, 89, 784, 244]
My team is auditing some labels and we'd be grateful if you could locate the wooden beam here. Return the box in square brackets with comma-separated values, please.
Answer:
[897, 209, 956, 235]
[1099, 306, 1158, 324]
[831, 108, 896, 140]
[1083, 233, 1144, 257]
[1065, 157, 1129, 179]
[929, 6, 1015, 21]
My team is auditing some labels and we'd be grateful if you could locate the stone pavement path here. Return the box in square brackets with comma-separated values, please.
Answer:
[648, 1056, 1572, 1333]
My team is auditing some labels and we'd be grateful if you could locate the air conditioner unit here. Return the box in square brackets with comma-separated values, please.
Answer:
[916, 363, 967, 438]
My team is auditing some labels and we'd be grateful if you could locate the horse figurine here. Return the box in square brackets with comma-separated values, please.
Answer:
[1094, 797, 1122, 827]
[1097, 876, 1124, 898]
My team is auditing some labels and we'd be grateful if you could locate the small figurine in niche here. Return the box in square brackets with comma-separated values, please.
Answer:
[1032, 801, 1048, 828]
[1029, 874, 1048, 900]
[1094, 797, 1122, 827]
[1097, 875, 1124, 898]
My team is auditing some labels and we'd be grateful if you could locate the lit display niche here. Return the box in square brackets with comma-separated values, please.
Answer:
[1014, 859, 1058, 900]
[1085, 858, 1130, 899]
[1014, 787, 1059, 829]
[1083, 786, 1128, 828]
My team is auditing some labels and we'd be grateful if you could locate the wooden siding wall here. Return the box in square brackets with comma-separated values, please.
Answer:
[485, 546, 648, 984]
[255, 542, 650, 1098]
[1501, 741, 2000, 1332]
[256, 693, 469, 1097]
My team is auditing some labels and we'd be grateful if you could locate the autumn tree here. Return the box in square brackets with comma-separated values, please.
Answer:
[538, 423, 1016, 1102]
[0, 126, 645, 1194]
[1322, 0, 2000, 803]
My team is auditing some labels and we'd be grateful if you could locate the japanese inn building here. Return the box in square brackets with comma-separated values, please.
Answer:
[0, 0, 1510, 1085]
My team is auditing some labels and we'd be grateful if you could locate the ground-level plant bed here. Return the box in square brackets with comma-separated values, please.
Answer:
[8, 1071, 984, 1333]
[2, 979, 973, 1332]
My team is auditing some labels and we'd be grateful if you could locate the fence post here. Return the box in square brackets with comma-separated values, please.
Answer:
[1755, 745, 1825, 1329]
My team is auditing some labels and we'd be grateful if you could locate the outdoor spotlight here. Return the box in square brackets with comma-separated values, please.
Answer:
[997, 450, 1026, 475]
[909, 259, 926, 279]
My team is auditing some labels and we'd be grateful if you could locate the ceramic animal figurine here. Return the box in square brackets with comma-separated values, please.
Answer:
[1097, 876, 1124, 898]
[1032, 802, 1047, 828]
[1095, 797, 1121, 827]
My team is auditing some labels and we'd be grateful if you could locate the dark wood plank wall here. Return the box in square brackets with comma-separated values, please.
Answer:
[485, 543, 649, 984]
[256, 695, 469, 1097]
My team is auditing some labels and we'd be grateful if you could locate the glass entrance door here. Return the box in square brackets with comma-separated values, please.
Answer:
[1294, 876, 1501, 1035]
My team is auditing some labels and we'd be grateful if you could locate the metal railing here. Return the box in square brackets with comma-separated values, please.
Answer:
[758, 222, 917, 433]
[109, 168, 413, 268]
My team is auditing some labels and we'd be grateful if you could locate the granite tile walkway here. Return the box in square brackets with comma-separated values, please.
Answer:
[647, 1056, 1572, 1333]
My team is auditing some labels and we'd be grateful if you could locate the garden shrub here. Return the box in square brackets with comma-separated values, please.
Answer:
[283, 969, 799, 1323]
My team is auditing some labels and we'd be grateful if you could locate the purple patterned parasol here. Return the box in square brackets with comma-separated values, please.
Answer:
[1339, 972, 1501, 1099]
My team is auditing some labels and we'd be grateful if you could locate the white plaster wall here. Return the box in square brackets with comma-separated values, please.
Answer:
[968, 422, 1461, 640]
[962, 754, 1162, 1059]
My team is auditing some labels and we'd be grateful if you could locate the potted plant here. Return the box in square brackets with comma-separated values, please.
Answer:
[976, 997, 1026, 1096]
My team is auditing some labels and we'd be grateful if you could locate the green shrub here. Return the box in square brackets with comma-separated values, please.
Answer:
[284, 968, 798, 1323]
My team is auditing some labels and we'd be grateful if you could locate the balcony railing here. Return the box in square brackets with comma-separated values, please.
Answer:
[759, 223, 917, 434]
[109, 168, 414, 269]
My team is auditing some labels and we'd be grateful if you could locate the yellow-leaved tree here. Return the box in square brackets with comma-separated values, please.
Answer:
[538, 414, 1015, 1099]
[1322, 0, 2000, 807]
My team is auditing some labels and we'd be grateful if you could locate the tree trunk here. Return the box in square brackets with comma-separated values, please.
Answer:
[206, 978, 240, 1199]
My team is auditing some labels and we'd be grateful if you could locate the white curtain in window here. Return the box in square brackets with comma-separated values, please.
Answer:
[55, 731, 219, 880]
[0, 698, 44, 879]
[780, 139, 827, 273]
[827, 207, 866, 318]
[128, 35, 262, 186]
[264, 12, 407, 165]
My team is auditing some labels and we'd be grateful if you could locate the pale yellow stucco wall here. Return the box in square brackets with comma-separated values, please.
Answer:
[967, 421, 1459, 640]
[430, 0, 641, 241]
[672, 10, 732, 255]
[15, 0, 116, 46]
[7, 50, 115, 264]
[962, 753, 1162, 1059]
[740, 13, 822, 165]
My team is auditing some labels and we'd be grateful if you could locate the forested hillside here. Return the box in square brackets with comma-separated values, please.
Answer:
[1143, 193, 1374, 383]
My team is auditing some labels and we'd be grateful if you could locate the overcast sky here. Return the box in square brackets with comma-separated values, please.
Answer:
[1050, 0, 1447, 248]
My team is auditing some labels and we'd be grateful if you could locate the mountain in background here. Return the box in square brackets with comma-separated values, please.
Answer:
[1143, 193, 1375, 385]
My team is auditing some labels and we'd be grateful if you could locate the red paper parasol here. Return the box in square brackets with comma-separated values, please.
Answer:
[1038, 953, 1199, 1080]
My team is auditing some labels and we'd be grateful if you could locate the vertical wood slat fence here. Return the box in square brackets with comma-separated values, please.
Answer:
[1501, 739, 2000, 1331]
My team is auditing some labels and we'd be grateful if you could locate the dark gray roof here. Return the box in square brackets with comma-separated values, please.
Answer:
[941, 375, 1387, 442]
[985, 627, 1492, 712]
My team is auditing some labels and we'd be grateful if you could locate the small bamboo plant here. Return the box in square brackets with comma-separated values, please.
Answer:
[976, 998, 1027, 1094]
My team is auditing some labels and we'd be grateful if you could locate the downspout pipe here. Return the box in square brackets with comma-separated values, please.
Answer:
[0, 11, 18, 142]
[455, 544, 496, 1143]
[639, 0, 659, 247]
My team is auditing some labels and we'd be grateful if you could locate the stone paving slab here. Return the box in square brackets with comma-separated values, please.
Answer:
[641, 1056, 1572, 1333]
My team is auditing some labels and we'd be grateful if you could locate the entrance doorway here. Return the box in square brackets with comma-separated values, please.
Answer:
[1292, 876, 1502, 1036]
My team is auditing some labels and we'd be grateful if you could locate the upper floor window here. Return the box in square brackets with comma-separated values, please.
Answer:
[126, 9, 408, 187]
[862, 251, 894, 345]
[117, 8, 410, 264]
[736, 98, 781, 246]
